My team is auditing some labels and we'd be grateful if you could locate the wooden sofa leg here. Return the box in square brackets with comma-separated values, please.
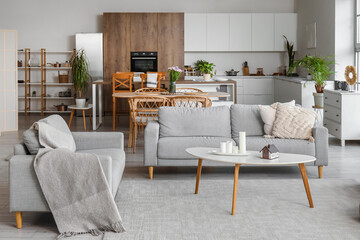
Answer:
[148, 166, 153, 179]
[15, 212, 22, 229]
[318, 166, 323, 179]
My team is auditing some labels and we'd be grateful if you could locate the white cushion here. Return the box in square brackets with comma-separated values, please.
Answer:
[147, 73, 158, 88]
[258, 100, 295, 135]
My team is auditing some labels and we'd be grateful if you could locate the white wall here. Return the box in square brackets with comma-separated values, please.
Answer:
[185, 52, 286, 75]
[0, 0, 297, 50]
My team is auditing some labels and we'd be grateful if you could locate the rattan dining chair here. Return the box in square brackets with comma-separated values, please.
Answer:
[176, 87, 203, 93]
[113, 72, 134, 131]
[169, 96, 212, 108]
[140, 72, 166, 89]
[128, 96, 169, 153]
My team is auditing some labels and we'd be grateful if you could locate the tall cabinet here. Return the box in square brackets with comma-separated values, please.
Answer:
[0, 30, 18, 134]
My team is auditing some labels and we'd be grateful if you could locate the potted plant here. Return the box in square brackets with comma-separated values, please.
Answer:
[70, 49, 91, 107]
[295, 55, 335, 107]
[168, 66, 183, 93]
[196, 60, 215, 81]
[283, 35, 296, 77]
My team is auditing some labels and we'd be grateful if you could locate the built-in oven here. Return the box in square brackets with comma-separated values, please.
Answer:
[131, 52, 157, 72]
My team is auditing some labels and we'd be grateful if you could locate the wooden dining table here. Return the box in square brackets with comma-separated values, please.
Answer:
[112, 91, 231, 98]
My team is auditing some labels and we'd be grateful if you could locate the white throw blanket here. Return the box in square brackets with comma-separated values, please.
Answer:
[32, 116, 125, 239]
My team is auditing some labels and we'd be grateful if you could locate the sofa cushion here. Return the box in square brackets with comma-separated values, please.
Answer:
[76, 148, 125, 197]
[159, 106, 231, 138]
[234, 136, 315, 156]
[230, 104, 264, 138]
[158, 136, 235, 159]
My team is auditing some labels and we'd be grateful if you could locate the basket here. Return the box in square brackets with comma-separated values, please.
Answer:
[58, 71, 69, 83]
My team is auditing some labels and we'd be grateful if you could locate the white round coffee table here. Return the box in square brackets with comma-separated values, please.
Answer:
[186, 147, 316, 215]
[68, 104, 93, 131]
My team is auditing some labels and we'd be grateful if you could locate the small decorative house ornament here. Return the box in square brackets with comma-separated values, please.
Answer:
[260, 144, 279, 159]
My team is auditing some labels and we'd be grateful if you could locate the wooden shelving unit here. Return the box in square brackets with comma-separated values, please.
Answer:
[18, 48, 75, 115]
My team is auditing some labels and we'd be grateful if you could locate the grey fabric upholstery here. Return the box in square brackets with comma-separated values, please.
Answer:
[23, 128, 41, 155]
[158, 137, 235, 159]
[144, 121, 160, 167]
[230, 104, 264, 137]
[9, 154, 114, 212]
[144, 104, 329, 168]
[9, 132, 125, 213]
[159, 106, 231, 138]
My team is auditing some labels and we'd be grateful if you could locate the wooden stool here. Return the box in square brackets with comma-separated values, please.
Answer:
[68, 104, 93, 131]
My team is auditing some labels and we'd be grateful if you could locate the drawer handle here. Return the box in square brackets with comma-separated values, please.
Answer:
[325, 110, 328, 113]
[336, 129, 338, 131]
[324, 124, 327, 126]
[336, 100, 339, 103]
[325, 97, 328, 99]
[336, 114, 339, 117]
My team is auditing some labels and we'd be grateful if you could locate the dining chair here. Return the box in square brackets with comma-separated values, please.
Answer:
[135, 88, 168, 93]
[169, 96, 212, 108]
[128, 96, 169, 153]
[113, 72, 134, 131]
[140, 72, 166, 89]
[176, 87, 203, 93]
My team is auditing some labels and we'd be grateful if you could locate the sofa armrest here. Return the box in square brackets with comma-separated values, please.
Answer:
[312, 126, 328, 166]
[144, 121, 159, 166]
[14, 144, 29, 155]
[72, 132, 124, 151]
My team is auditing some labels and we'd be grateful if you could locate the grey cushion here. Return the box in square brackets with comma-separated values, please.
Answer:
[76, 148, 126, 196]
[233, 136, 315, 156]
[159, 106, 231, 138]
[231, 104, 264, 138]
[158, 136, 235, 159]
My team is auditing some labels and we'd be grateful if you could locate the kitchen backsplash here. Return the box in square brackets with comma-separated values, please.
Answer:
[185, 52, 287, 76]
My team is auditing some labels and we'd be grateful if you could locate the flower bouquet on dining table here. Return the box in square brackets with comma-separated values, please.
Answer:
[168, 66, 183, 93]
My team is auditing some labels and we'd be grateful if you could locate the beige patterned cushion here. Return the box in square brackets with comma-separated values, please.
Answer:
[272, 104, 317, 140]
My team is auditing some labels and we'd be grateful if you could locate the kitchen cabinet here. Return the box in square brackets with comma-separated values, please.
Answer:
[184, 14, 206, 51]
[244, 95, 274, 105]
[274, 13, 297, 51]
[229, 14, 252, 51]
[252, 14, 275, 51]
[243, 78, 274, 95]
[206, 14, 229, 51]
[130, 13, 158, 51]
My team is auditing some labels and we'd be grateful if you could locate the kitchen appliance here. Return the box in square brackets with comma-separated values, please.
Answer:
[225, 69, 239, 76]
[131, 52, 157, 72]
[243, 61, 249, 76]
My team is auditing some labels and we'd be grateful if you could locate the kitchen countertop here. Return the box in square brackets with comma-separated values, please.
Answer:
[177, 79, 236, 84]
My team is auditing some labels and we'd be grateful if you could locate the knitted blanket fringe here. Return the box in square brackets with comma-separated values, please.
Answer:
[57, 221, 126, 239]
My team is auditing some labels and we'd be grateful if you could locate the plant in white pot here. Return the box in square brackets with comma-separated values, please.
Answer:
[71, 49, 91, 107]
[295, 55, 334, 107]
[196, 60, 215, 81]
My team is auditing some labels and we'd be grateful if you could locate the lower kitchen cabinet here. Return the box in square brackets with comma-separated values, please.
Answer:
[244, 94, 274, 105]
[323, 89, 360, 146]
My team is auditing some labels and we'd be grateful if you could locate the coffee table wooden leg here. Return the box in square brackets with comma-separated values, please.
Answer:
[232, 164, 240, 215]
[299, 163, 314, 208]
[82, 110, 86, 131]
[68, 109, 75, 128]
[195, 158, 203, 194]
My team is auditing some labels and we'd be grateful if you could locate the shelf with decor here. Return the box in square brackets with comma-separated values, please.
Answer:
[17, 48, 75, 115]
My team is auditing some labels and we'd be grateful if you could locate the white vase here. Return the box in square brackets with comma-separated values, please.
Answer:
[313, 92, 324, 107]
[76, 98, 86, 108]
[203, 74, 211, 81]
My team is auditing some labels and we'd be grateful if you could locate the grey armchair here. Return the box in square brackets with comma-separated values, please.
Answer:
[9, 132, 126, 229]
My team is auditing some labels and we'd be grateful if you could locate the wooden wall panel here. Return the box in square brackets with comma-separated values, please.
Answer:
[103, 13, 131, 113]
[157, 13, 184, 73]
[131, 13, 158, 51]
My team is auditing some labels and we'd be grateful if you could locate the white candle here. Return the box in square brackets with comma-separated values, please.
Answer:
[232, 146, 238, 154]
[239, 132, 246, 154]
[220, 142, 227, 153]
[226, 141, 233, 154]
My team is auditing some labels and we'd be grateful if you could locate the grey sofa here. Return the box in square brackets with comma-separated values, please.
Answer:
[144, 105, 328, 179]
[9, 132, 125, 229]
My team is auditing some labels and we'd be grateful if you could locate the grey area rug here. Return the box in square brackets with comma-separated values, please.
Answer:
[72, 178, 360, 240]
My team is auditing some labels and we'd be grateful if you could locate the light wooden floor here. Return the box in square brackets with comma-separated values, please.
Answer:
[0, 114, 359, 239]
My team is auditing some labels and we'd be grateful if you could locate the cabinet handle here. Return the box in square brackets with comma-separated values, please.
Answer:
[325, 110, 327, 113]
[324, 124, 327, 126]
[335, 129, 338, 131]
[336, 114, 339, 117]
[325, 97, 328, 99]
[336, 100, 339, 103]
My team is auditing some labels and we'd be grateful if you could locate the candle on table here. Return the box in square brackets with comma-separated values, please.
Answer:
[226, 141, 233, 154]
[220, 142, 227, 153]
[239, 132, 246, 154]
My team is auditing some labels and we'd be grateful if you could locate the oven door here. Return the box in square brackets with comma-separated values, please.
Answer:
[131, 57, 157, 72]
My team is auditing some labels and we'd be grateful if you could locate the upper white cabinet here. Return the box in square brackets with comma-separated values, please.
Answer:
[274, 13, 298, 51]
[251, 14, 274, 51]
[229, 14, 252, 51]
[206, 14, 229, 51]
[184, 13, 207, 51]
[184, 13, 297, 52]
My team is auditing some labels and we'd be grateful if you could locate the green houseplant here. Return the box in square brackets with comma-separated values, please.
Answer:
[283, 35, 296, 76]
[71, 49, 91, 107]
[295, 55, 335, 107]
[196, 60, 215, 81]
[167, 66, 183, 93]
